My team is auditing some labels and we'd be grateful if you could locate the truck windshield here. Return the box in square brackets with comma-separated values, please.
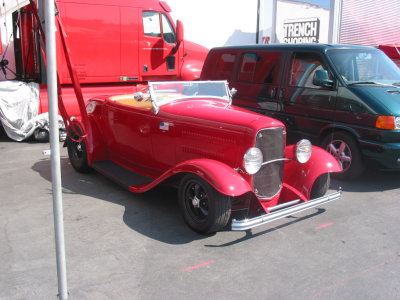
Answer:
[148, 81, 231, 107]
[327, 49, 400, 86]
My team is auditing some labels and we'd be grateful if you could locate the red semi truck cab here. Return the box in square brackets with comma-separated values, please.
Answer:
[378, 45, 400, 68]
[9, 0, 208, 116]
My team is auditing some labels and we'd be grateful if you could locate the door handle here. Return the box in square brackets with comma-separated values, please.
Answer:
[270, 88, 277, 98]
[278, 88, 285, 100]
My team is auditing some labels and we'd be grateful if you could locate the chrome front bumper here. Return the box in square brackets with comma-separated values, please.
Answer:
[231, 190, 342, 231]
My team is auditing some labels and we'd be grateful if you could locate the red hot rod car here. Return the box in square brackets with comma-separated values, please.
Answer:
[66, 81, 341, 233]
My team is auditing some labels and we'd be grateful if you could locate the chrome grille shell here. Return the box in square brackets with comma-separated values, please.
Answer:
[253, 127, 285, 199]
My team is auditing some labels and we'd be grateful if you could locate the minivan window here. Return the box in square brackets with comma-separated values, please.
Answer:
[237, 52, 282, 84]
[290, 52, 331, 88]
[255, 52, 282, 84]
[327, 49, 400, 85]
[237, 53, 257, 82]
[204, 52, 237, 81]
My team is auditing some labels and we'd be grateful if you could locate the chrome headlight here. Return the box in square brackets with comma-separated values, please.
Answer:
[86, 102, 97, 114]
[243, 147, 263, 174]
[296, 139, 312, 163]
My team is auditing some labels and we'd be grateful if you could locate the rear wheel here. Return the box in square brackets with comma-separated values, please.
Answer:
[66, 130, 91, 173]
[178, 174, 231, 234]
[321, 132, 364, 180]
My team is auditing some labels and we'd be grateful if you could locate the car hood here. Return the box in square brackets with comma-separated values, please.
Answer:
[348, 85, 400, 115]
[159, 98, 284, 129]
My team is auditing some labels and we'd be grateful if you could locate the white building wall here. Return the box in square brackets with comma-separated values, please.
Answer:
[167, 0, 258, 49]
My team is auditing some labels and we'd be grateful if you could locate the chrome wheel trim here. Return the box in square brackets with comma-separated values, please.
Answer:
[327, 139, 352, 171]
[186, 182, 209, 221]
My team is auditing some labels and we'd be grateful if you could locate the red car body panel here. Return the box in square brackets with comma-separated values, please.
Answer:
[82, 95, 341, 213]
[127, 159, 253, 195]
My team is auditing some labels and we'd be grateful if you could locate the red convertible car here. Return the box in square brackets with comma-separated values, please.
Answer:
[66, 81, 341, 233]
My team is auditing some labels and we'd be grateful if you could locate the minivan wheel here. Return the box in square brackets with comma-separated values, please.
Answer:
[321, 132, 365, 180]
[178, 174, 231, 234]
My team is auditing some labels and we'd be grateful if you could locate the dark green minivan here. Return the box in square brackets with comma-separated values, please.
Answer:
[201, 44, 400, 179]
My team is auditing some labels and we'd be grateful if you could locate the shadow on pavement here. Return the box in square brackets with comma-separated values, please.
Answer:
[205, 208, 326, 247]
[330, 168, 400, 193]
[32, 157, 209, 245]
[32, 156, 398, 245]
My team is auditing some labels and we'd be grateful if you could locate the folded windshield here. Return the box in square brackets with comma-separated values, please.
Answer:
[327, 49, 400, 86]
[148, 81, 231, 107]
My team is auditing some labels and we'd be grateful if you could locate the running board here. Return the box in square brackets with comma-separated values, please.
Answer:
[231, 190, 342, 231]
[91, 160, 153, 190]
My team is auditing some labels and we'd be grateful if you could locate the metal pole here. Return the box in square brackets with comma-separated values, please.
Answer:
[45, 0, 68, 298]
[328, 0, 343, 44]
[256, 0, 260, 44]
[271, 0, 277, 43]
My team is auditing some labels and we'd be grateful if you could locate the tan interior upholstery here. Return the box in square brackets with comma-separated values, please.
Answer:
[109, 95, 152, 109]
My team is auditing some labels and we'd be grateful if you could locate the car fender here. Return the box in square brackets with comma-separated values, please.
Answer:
[283, 145, 342, 199]
[130, 159, 252, 196]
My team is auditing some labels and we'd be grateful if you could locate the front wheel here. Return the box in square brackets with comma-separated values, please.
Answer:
[310, 173, 330, 199]
[321, 132, 364, 180]
[178, 174, 231, 234]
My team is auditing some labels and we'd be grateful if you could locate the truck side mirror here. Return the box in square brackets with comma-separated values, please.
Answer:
[313, 69, 334, 88]
[176, 20, 184, 46]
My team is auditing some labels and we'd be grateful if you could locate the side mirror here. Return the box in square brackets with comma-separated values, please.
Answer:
[313, 69, 334, 88]
[176, 20, 184, 46]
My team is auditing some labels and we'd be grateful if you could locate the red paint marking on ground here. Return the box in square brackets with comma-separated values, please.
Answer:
[315, 222, 333, 230]
[181, 260, 215, 272]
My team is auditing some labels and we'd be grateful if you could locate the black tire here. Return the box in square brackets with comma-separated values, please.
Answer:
[178, 174, 231, 234]
[321, 132, 365, 180]
[310, 173, 330, 199]
[33, 128, 49, 142]
[66, 136, 91, 173]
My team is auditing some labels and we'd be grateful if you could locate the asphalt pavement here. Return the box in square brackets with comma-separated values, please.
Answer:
[1, 135, 399, 299]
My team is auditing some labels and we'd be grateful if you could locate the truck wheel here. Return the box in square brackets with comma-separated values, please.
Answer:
[321, 132, 364, 180]
[310, 173, 330, 199]
[66, 136, 91, 173]
[178, 174, 231, 234]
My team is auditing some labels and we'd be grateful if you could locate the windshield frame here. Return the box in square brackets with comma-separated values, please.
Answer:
[327, 48, 400, 86]
[148, 80, 232, 112]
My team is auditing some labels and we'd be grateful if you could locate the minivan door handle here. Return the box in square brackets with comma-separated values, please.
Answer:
[270, 88, 277, 98]
[278, 88, 285, 100]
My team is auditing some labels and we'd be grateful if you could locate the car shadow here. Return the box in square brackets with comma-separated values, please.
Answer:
[330, 168, 400, 193]
[32, 157, 210, 245]
[205, 208, 326, 247]
[33, 157, 397, 245]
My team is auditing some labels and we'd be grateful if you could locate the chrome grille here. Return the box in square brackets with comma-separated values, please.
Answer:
[253, 127, 285, 199]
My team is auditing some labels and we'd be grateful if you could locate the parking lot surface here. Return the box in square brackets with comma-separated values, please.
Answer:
[1, 136, 400, 299]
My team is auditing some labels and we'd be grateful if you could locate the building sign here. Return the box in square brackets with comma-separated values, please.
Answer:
[283, 18, 320, 43]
